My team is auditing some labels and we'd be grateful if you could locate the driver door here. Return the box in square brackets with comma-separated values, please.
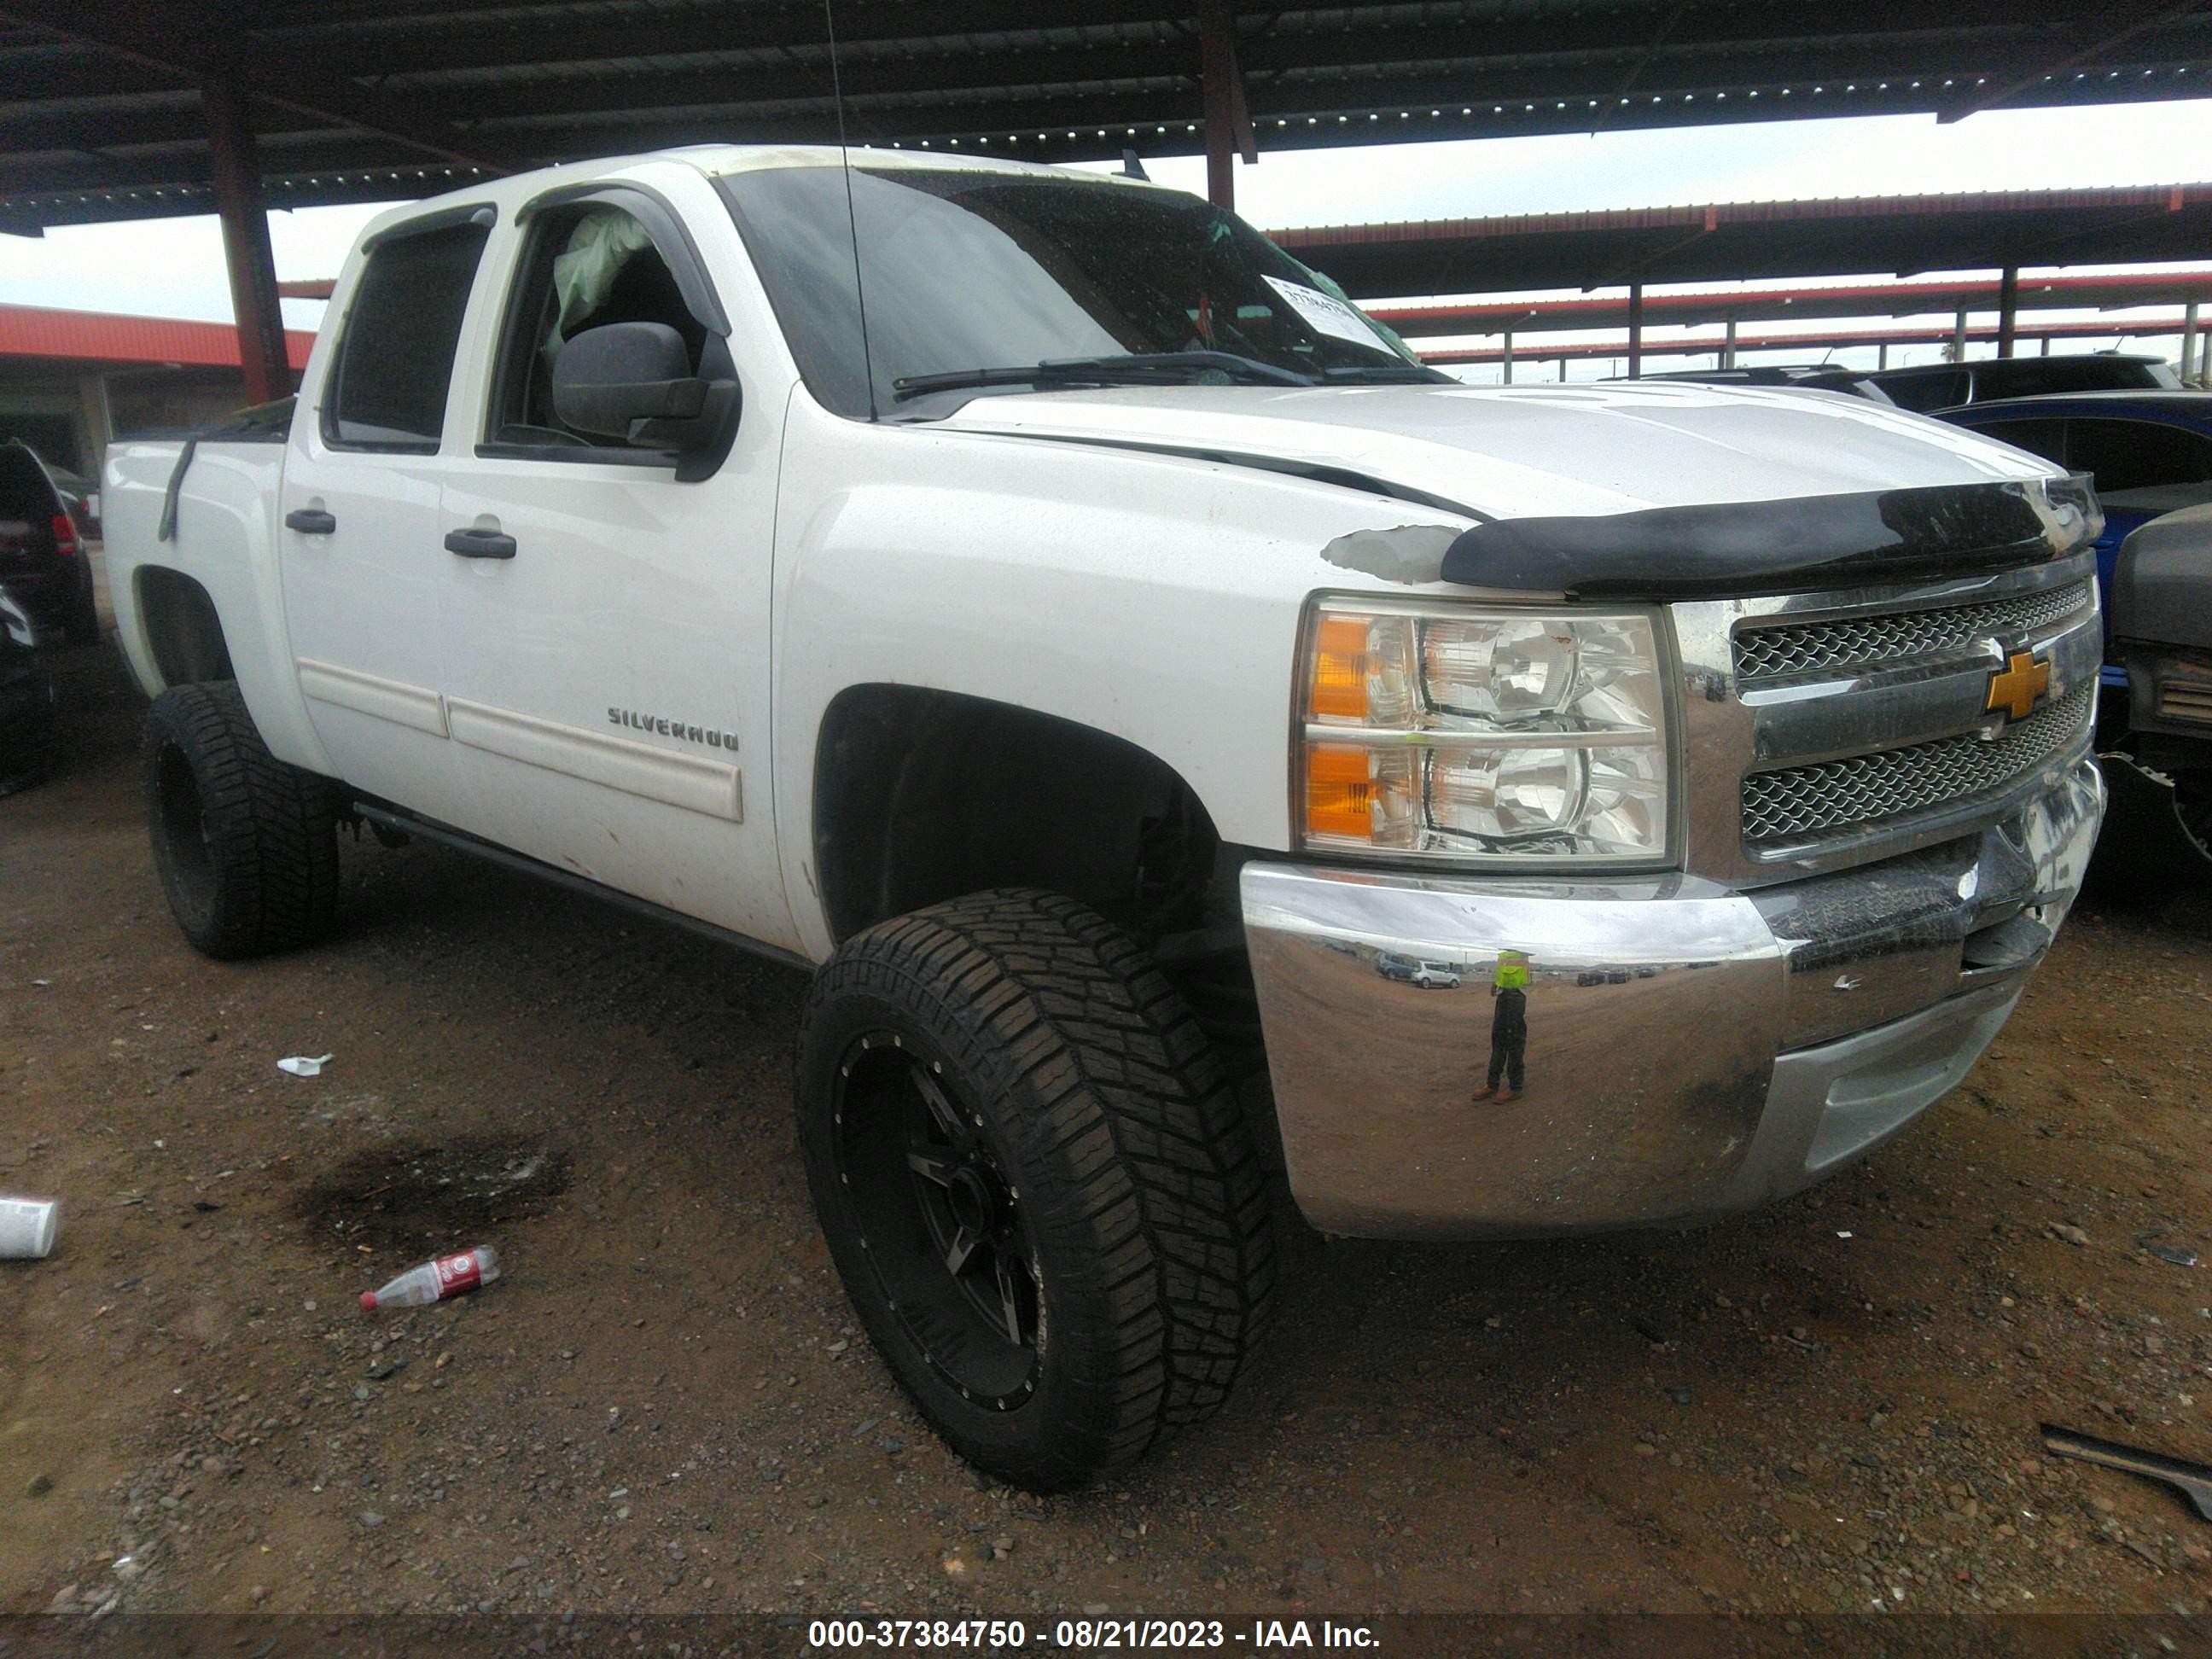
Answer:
[436, 182, 795, 951]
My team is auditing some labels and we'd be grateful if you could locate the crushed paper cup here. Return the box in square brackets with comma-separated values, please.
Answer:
[0, 1196, 59, 1259]
[276, 1054, 335, 1078]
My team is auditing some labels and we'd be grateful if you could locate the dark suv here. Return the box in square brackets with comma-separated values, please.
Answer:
[0, 439, 96, 644]
[1870, 352, 2180, 414]
[1626, 364, 1892, 400]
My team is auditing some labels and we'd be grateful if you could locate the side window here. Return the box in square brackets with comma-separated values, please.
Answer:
[324, 220, 492, 451]
[484, 204, 715, 457]
[2059, 418, 2212, 494]
[1880, 370, 1969, 413]
[1965, 417, 2065, 467]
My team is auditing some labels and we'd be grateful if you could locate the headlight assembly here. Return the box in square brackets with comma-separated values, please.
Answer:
[1297, 597, 1674, 866]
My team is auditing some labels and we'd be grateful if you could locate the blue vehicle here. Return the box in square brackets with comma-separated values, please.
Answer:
[1942, 390, 2212, 876]
[1938, 390, 2212, 693]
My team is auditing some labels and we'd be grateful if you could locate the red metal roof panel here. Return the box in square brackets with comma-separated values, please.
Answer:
[0, 301, 315, 370]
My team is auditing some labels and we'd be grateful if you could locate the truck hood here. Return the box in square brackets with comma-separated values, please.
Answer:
[940, 379, 2051, 521]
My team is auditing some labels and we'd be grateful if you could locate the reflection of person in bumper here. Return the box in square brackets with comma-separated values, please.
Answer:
[1471, 949, 1529, 1103]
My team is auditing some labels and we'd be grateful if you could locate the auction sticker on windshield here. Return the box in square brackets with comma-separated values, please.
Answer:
[1262, 275, 1389, 351]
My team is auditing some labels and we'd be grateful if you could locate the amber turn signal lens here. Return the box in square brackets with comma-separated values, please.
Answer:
[1308, 615, 1371, 720]
[1304, 744, 1377, 841]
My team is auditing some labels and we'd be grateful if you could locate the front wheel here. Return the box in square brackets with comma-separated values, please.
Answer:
[797, 889, 1276, 1491]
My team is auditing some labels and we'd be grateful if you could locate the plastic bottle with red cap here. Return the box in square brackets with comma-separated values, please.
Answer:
[360, 1245, 501, 1310]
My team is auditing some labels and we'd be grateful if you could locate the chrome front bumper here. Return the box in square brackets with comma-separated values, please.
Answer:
[1239, 756, 2104, 1239]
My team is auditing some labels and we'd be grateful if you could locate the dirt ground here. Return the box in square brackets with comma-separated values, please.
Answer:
[5, 577, 2212, 1641]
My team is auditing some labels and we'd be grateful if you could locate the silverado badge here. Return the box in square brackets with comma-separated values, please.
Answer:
[1984, 649, 2052, 723]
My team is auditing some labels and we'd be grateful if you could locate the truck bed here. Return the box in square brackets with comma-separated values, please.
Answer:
[104, 422, 331, 778]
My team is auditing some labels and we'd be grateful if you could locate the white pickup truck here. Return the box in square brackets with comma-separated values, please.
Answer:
[105, 145, 2106, 1491]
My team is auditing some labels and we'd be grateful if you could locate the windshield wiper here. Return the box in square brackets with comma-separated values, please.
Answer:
[893, 350, 1313, 401]
[1321, 363, 1454, 384]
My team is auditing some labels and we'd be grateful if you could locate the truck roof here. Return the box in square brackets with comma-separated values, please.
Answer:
[680, 143, 1107, 182]
[354, 143, 1153, 247]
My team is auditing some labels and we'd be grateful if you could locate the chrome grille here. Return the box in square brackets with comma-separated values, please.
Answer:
[1733, 581, 2093, 684]
[1742, 686, 2092, 847]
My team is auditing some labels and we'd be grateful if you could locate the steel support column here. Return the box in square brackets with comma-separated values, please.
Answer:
[1996, 265, 2019, 358]
[2185, 301, 2200, 385]
[1627, 282, 1644, 379]
[1721, 314, 1737, 369]
[1199, 8, 1255, 211]
[1951, 307, 1969, 361]
[203, 77, 288, 406]
[1500, 329, 1513, 385]
[76, 372, 112, 478]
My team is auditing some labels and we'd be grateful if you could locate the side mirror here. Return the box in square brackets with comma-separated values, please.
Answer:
[551, 322, 739, 455]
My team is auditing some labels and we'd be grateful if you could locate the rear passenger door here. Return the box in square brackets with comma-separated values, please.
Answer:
[434, 177, 795, 951]
[280, 208, 494, 824]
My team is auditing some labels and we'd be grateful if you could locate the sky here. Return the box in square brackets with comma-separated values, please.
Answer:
[3, 98, 2210, 380]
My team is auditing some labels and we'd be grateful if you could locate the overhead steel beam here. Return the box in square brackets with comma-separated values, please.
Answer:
[255, 0, 2137, 84]
[0, 40, 178, 99]
[384, 29, 2209, 132]
[1584, 0, 1686, 138]
[0, 133, 483, 199]
[0, 0, 527, 171]
[242, 9, 2212, 142]
[34, 38, 2206, 169]
[1937, 0, 2209, 121]
[404, 44, 1187, 125]
[260, 0, 1196, 79]
[474, 44, 2212, 168]
[0, 167, 474, 227]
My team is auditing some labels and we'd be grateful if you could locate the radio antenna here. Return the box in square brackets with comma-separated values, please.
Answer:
[823, 0, 880, 422]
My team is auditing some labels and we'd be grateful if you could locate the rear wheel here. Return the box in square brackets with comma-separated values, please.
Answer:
[797, 888, 1276, 1491]
[141, 681, 340, 958]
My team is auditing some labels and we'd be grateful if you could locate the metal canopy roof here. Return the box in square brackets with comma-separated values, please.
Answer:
[0, 300, 313, 368]
[1422, 315, 2196, 365]
[1274, 183, 2212, 298]
[0, 1, 2210, 230]
[1370, 268, 2212, 337]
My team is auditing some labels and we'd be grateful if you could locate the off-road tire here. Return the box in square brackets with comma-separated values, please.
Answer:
[797, 888, 1277, 1491]
[142, 681, 340, 959]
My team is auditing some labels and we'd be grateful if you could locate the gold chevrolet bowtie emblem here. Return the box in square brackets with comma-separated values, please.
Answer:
[1985, 650, 2052, 722]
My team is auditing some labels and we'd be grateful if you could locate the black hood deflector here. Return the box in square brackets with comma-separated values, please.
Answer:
[1440, 479, 2087, 601]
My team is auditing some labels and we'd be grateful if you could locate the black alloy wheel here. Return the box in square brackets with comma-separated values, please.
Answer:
[796, 888, 1276, 1491]
[833, 1031, 1043, 1411]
